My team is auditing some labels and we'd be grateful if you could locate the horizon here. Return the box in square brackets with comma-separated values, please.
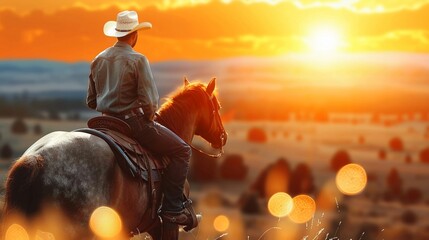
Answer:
[2, 53, 429, 116]
[2, 50, 429, 63]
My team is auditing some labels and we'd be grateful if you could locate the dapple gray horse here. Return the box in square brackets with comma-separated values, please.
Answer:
[2, 78, 227, 240]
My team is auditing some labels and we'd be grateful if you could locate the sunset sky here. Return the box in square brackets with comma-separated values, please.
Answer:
[1, 0, 429, 62]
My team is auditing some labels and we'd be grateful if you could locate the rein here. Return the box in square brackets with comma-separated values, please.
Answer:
[190, 144, 224, 158]
[155, 111, 225, 159]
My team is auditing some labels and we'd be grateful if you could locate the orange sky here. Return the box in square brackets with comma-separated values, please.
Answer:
[1, 0, 429, 62]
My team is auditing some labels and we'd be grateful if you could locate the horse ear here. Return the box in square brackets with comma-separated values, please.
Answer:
[206, 77, 216, 96]
[184, 77, 190, 87]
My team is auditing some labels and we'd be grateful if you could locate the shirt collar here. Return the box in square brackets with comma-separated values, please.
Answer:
[114, 41, 133, 51]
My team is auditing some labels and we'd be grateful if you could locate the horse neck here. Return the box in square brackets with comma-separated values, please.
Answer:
[156, 101, 198, 144]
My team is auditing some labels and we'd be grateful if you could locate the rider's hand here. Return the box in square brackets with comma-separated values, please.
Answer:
[143, 109, 155, 121]
[142, 105, 155, 121]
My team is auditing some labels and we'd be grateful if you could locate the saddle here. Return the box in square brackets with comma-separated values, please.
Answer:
[75, 116, 168, 181]
[75, 116, 170, 220]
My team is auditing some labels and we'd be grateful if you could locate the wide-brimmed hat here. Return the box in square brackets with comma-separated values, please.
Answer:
[103, 10, 152, 37]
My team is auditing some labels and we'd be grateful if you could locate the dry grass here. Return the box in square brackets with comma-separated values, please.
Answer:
[1, 117, 429, 239]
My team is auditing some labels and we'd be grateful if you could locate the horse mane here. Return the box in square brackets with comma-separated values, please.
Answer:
[156, 82, 216, 134]
[158, 82, 212, 112]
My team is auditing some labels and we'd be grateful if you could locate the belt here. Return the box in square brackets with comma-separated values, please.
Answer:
[103, 107, 144, 120]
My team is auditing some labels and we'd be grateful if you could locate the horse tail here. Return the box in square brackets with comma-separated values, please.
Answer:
[3, 154, 45, 219]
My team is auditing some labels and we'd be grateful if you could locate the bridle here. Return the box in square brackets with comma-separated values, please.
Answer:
[190, 91, 226, 158]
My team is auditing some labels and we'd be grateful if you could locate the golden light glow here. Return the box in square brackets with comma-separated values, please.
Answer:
[213, 215, 230, 232]
[306, 26, 342, 54]
[89, 206, 122, 238]
[36, 230, 55, 240]
[0, 1, 428, 61]
[316, 179, 343, 211]
[5, 224, 29, 240]
[264, 165, 289, 198]
[268, 192, 293, 218]
[288, 195, 316, 224]
[335, 163, 367, 195]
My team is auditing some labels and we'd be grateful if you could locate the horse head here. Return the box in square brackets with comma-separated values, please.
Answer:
[157, 77, 228, 152]
[187, 77, 227, 149]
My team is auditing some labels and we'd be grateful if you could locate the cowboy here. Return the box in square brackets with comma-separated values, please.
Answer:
[86, 10, 198, 230]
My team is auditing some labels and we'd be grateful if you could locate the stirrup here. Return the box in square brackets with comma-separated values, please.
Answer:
[160, 199, 199, 232]
[182, 199, 198, 232]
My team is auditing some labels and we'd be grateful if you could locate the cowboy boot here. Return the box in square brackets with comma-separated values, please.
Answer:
[161, 198, 198, 232]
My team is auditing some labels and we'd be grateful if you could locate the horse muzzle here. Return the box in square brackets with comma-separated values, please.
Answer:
[210, 131, 227, 149]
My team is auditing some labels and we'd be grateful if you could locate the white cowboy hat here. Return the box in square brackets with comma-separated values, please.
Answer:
[103, 10, 152, 37]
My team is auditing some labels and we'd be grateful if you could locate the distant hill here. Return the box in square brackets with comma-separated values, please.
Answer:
[0, 60, 90, 99]
[1, 53, 429, 116]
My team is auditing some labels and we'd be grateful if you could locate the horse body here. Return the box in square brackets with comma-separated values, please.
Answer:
[4, 131, 149, 238]
[3, 79, 226, 239]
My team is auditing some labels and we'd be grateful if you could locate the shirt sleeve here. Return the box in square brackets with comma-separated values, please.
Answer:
[136, 56, 159, 116]
[86, 63, 97, 110]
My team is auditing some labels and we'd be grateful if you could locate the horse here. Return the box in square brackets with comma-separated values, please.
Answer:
[2, 78, 227, 240]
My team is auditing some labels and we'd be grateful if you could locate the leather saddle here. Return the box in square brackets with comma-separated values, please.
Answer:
[74, 115, 169, 182]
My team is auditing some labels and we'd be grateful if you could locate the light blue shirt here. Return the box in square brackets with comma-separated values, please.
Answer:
[87, 41, 159, 116]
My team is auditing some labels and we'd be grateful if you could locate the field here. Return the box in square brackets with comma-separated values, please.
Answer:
[1, 116, 429, 239]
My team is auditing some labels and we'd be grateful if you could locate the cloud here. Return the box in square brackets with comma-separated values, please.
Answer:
[1, 1, 429, 61]
[22, 29, 44, 43]
[0, 0, 154, 13]
[348, 0, 429, 13]
[140, 34, 304, 60]
[0, 0, 215, 13]
[3, 0, 429, 13]
[238, 0, 429, 13]
[352, 30, 429, 52]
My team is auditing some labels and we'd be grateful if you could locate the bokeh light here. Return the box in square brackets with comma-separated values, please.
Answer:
[5, 223, 29, 240]
[213, 215, 230, 232]
[268, 192, 293, 218]
[89, 206, 122, 238]
[335, 163, 367, 195]
[288, 195, 316, 224]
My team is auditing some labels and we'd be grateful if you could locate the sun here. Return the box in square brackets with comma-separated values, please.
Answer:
[306, 26, 343, 54]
